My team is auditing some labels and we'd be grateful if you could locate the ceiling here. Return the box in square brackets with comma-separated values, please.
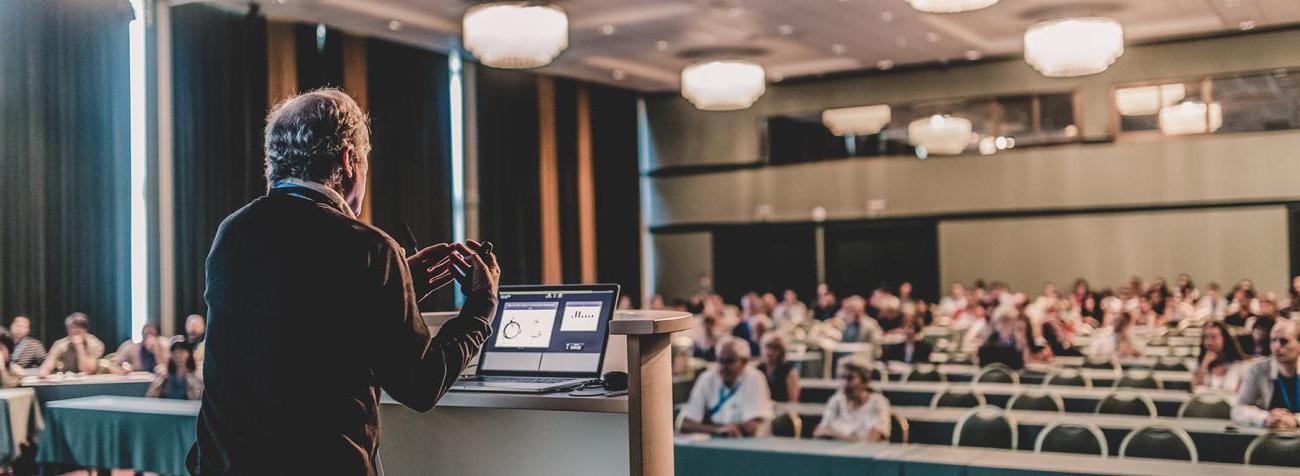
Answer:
[212, 0, 1300, 92]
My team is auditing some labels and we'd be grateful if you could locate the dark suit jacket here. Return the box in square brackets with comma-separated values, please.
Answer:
[191, 185, 496, 475]
[880, 341, 933, 364]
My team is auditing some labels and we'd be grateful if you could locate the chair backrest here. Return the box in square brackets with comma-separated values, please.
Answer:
[1246, 432, 1300, 467]
[975, 365, 1020, 385]
[1034, 421, 1108, 456]
[890, 413, 910, 444]
[1044, 369, 1092, 389]
[1177, 393, 1233, 420]
[1153, 358, 1189, 372]
[904, 365, 945, 383]
[674, 410, 687, 432]
[953, 406, 1017, 450]
[1119, 424, 1198, 462]
[931, 387, 987, 409]
[947, 353, 975, 365]
[1083, 358, 1120, 372]
[1008, 389, 1065, 413]
[870, 367, 890, 384]
[1116, 369, 1163, 390]
[770, 407, 803, 438]
[1095, 391, 1157, 418]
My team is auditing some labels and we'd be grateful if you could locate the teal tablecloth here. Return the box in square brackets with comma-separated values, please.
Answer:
[23, 375, 153, 404]
[37, 396, 198, 475]
[0, 388, 40, 465]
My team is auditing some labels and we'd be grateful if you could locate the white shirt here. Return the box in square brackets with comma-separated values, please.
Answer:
[681, 366, 773, 432]
[1192, 359, 1246, 393]
[276, 178, 356, 219]
[817, 390, 891, 441]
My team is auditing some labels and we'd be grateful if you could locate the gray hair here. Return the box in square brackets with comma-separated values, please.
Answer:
[837, 356, 874, 383]
[714, 336, 752, 359]
[263, 89, 370, 187]
[64, 312, 90, 330]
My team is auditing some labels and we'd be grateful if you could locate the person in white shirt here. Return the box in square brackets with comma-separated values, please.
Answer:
[679, 336, 773, 437]
[813, 356, 891, 442]
[957, 304, 991, 353]
[771, 289, 808, 327]
[1192, 320, 1247, 393]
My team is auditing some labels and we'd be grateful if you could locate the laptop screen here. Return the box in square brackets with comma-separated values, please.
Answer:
[478, 284, 619, 377]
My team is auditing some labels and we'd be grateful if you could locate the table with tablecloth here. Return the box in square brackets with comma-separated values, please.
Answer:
[21, 373, 154, 405]
[36, 396, 198, 475]
[0, 388, 41, 465]
[674, 437, 1297, 476]
[800, 380, 1192, 416]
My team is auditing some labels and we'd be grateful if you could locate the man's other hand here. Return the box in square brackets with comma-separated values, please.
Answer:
[407, 244, 458, 302]
[450, 240, 500, 297]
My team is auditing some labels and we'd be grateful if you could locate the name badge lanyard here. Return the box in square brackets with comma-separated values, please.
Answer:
[1281, 377, 1300, 412]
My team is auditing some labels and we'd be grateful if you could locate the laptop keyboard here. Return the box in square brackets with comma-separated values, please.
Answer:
[478, 376, 579, 384]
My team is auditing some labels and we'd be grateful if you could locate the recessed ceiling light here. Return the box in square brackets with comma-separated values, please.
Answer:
[1239, 20, 1257, 30]
[388, 20, 402, 31]
[964, 49, 982, 60]
[881, 11, 894, 22]
[600, 24, 616, 36]
[877, 59, 895, 70]
[926, 32, 942, 43]
[831, 43, 847, 55]
[656, 40, 670, 51]
[777, 24, 795, 35]
[612, 69, 626, 80]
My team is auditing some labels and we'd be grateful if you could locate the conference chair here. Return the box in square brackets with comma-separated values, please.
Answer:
[1177, 393, 1233, 420]
[770, 407, 803, 439]
[1095, 391, 1158, 418]
[1119, 424, 1198, 462]
[889, 413, 910, 444]
[1116, 368, 1163, 390]
[947, 353, 975, 366]
[1245, 432, 1300, 467]
[952, 406, 1018, 450]
[1034, 421, 1108, 456]
[1153, 357, 1189, 372]
[674, 411, 687, 433]
[871, 365, 890, 384]
[930, 387, 987, 409]
[1043, 368, 1092, 389]
[903, 365, 945, 383]
[974, 365, 1020, 385]
[1007, 389, 1065, 413]
[1083, 357, 1120, 372]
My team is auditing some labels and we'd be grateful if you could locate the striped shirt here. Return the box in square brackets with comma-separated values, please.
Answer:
[12, 337, 47, 368]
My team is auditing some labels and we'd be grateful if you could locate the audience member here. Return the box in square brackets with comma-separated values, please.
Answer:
[1194, 321, 1247, 393]
[185, 314, 208, 375]
[756, 334, 800, 403]
[880, 317, 932, 364]
[812, 291, 839, 322]
[978, 310, 1027, 370]
[875, 303, 904, 334]
[1199, 282, 1229, 319]
[679, 337, 772, 437]
[146, 341, 204, 400]
[955, 303, 990, 353]
[616, 295, 634, 311]
[812, 357, 891, 443]
[9, 315, 46, 368]
[112, 323, 166, 374]
[910, 300, 934, 326]
[0, 332, 22, 388]
[1233, 318, 1300, 429]
[692, 315, 721, 362]
[38, 313, 104, 376]
[732, 293, 772, 356]
[1087, 312, 1144, 359]
[1249, 316, 1277, 358]
[833, 296, 882, 344]
[771, 289, 808, 327]
[938, 283, 968, 319]
[1040, 305, 1080, 357]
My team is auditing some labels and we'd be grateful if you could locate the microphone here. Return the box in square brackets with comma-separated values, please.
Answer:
[400, 223, 420, 256]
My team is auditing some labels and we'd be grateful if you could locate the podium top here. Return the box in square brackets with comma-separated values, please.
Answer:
[609, 311, 692, 336]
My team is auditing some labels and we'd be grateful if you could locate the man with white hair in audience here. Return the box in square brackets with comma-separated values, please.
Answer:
[679, 336, 773, 437]
[1233, 318, 1300, 429]
[833, 296, 883, 345]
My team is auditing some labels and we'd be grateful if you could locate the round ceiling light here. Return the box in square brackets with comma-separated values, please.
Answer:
[1159, 101, 1222, 135]
[463, 3, 568, 69]
[680, 60, 766, 111]
[905, 0, 998, 13]
[1024, 17, 1123, 77]
[822, 105, 892, 136]
[908, 114, 973, 155]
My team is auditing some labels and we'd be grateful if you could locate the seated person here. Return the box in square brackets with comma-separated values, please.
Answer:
[757, 334, 800, 403]
[1087, 312, 1145, 359]
[956, 303, 990, 353]
[1234, 318, 1300, 429]
[8, 315, 46, 368]
[813, 357, 891, 443]
[692, 315, 721, 362]
[880, 316, 932, 364]
[978, 310, 1027, 370]
[875, 303, 905, 334]
[833, 296, 882, 344]
[1040, 305, 1081, 357]
[679, 337, 773, 438]
[1225, 289, 1255, 328]
[112, 323, 167, 374]
[812, 291, 839, 322]
[146, 341, 204, 400]
[771, 290, 808, 327]
[1247, 316, 1276, 358]
[184, 314, 207, 374]
[38, 313, 105, 376]
[0, 332, 23, 388]
[1193, 320, 1247, 393]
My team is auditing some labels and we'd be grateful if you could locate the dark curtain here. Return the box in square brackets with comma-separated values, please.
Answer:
[825, 220, 940, 301]
[476, 67, 542, 286]
[171, 4, 269, 326]
[0, 0, 134, 345]
[554, 80, 582, 283]
[366, 39, 454, 311]
[712, 224, 819, 305]
[589, 85, 642, 299]
[295, 23, 343, 91]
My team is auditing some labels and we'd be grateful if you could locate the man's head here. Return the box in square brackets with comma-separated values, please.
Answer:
[714, 336, 751, 384]
[142, 323, 159, 339]
[263, 89, 371, 215]
[10, 316, 30, 341]
[64, 313, 90, 337]
[1271, 319, 1300, 366]
[185, 314, 206, 343]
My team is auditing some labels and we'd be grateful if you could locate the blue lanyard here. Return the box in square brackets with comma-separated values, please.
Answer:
[1280, 377, 1300, 411]
[708, 382, 740, 417]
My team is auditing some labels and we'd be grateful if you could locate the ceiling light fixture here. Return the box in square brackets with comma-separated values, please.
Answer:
[680, 60, 766, 111]
[1115, 84, 1185, 116]
[463, 3, 568, 69]
[822, 105, 892, 136]
[905, 0, 998, 13]
[1023, 17, 1123, 77]
[1159, 100, 1222, 135]
[908, 114, 972, 155]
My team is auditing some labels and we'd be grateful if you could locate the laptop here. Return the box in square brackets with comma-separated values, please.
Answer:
[450, 284, 620, 393]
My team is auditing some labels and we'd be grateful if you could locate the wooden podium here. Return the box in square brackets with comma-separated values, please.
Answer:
[377, 310, 691, 476]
